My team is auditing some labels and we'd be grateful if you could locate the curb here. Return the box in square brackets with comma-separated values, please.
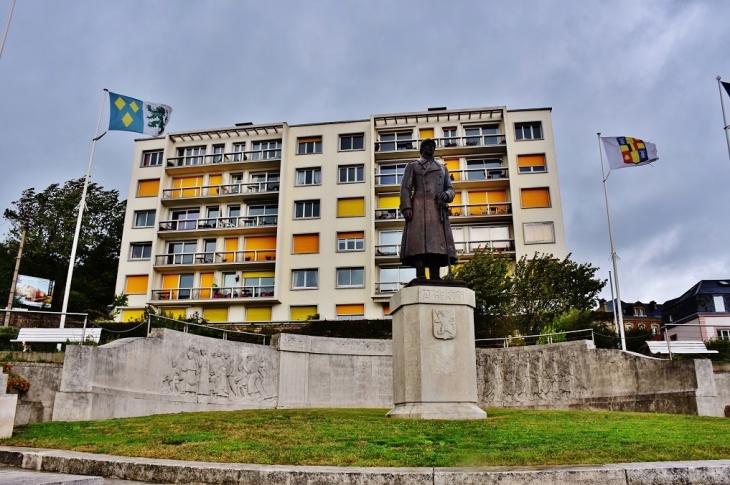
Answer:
[0, 446, 729, 484]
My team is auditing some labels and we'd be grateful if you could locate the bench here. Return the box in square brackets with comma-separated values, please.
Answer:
[10, 328, 102, 352]
[646, 340, 719, 355]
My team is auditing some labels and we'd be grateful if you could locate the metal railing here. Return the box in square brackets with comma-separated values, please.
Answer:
[158, 214, 278, 232]
[450, 167, 508, 182]
[147, 314, 267, 345]
[374, 208, 403, 220]
[375, 135, 506, 153]
[166, 148, 282, 167]
[375, 240, 516, 257]
[162, 181, 280, 199]
[154, 249, 276, 266]
[152, 285, 275, 301]
[447, 202, 511, 217]
[374, 281, 408, 294]
[475, 328, 595, 348]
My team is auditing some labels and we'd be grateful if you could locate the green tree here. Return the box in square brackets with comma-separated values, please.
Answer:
[511, 253, 605, 336]
[453, 250, 513, 338]
[2, 179, 126, 314]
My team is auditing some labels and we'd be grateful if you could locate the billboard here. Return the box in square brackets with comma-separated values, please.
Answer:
[15, 275, 54, 308]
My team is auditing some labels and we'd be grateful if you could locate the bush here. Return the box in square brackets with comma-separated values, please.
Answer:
[2, 363, 29, 393]
[706, 338, 730, 362]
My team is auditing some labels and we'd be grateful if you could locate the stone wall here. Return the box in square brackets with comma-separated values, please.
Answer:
[476, 340, 723, 416]
[11, 362, 63, 425]
[52, 328, 279, 421]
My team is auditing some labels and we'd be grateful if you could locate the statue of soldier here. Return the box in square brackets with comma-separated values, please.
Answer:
[399, 139, 458, 280]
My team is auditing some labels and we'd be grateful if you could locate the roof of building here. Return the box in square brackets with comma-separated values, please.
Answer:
[604, 299, 663, 318]
[662, 280, 730, 311]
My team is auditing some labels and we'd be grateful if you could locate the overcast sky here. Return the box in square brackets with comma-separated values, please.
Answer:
[0, 0, 728, 306]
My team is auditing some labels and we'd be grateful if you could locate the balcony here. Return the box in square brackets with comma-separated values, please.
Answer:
[375, 167, 509, 191]
[374, 281, 408, 294]
[165, 149, 281, 174]
[374, 240, 515, 264]
[448, 203, 511, 220]
[374, 135, 507, 160]
[161, 181, 280, 205]
[157, 215, 278, 238]
[152, 285, 275, 302]
[154, 249, 276, 269]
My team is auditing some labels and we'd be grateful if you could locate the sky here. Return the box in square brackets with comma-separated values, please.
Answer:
[0, 0, 728, 306]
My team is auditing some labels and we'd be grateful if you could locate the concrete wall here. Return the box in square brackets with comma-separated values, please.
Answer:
[11, 362, 63, 425]
[476, 340, 725, 416]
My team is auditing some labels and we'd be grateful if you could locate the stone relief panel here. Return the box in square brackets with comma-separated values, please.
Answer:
[477, 343, 593, 406]
[163, 345, 276, 402]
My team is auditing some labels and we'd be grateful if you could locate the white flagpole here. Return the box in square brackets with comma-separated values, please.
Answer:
[718, 76, 730, 162]
[60, 88, 108, 328]
[0, 0, 16, 61]
[597, 133, 627, 351]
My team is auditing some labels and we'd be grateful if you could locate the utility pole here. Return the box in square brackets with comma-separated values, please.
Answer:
[4, 218, 28, 326]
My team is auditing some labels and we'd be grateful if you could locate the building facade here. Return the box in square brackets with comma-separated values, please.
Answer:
[662, 280, 730, 341]
[115, 106, 567, 323]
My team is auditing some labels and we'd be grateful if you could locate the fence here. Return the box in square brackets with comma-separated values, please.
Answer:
[475, 328, 595, 349]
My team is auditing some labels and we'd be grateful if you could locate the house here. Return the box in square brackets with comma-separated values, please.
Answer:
[661, 280, 730, 341]
[598, 299, 662, 335]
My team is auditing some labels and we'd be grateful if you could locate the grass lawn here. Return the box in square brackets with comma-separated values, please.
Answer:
[2, 408, 730, 467]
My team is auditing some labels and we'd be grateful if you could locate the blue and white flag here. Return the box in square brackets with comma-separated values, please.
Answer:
[108, 92, 172, 136]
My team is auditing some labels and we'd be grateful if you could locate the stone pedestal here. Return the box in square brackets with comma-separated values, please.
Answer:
[387, 284, 486, 420]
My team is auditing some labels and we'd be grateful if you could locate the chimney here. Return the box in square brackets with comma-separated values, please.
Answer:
[649, 300, 657, 310]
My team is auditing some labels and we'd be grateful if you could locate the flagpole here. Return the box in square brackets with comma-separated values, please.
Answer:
[597, 133, 627, 351]
[0, 0, 16, 61]
[718, 76, 730, 162]
[59, 88, 108, 328]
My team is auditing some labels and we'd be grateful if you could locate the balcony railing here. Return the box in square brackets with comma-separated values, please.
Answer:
[375, 240, 515, 258]
[447, 203, 511, 217]
[162, 181, 280, 199]
[374, 208, 404, 220]
[166, 149, 282, 168]
[152, 285, 275, 301]
[374, 168, 508, 186]
[158, 214, 278, 232]
[154, 249, 276, 266]
[375, 244, 400, 256]
[375, 281, 408, 293]
[374, 135, 506, 153]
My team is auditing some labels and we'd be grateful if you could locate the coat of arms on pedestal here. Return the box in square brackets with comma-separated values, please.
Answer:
[432, 308, 456, 340]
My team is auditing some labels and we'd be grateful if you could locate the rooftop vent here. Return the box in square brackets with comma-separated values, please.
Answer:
[427, 107, 447, 111]
[718, 281, 730, 286]
[235, 122, 254, 126]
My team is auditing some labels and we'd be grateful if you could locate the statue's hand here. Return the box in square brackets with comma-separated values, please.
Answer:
[438, 192, 450, 203]
[402, 208, 413, 221]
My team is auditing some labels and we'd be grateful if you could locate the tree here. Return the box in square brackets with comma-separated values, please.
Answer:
[452, 250, 513, 338]
[2, 179, 126, 314]
[511, 253, 605, 336]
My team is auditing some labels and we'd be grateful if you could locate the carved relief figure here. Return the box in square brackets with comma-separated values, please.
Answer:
[225, 353, 238, 397]
[197, 348, 211, 396]
[529, 351, 543, 401]
[558, 350, 574, 399]
[485, 354, 503, 403]
[513, 353, 528, 402]
[182, 346, 199, 394]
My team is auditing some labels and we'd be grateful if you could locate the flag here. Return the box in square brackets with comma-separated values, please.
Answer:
[722, 81, 730, 98]
[108, 92, 172, 136]
[601, 136, 658, 170]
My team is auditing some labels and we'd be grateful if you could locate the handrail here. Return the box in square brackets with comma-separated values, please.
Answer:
[152, 285, 275, 301]
[147, 314, 267, 345]
[166, 148, 282, 168]
[375, 135, 506, 152]
[158, 214, 278, 232]
[475, 328, 595, 348]
[154, 249, 276, 266]
[374, 281, 408, 293]
[162, 181, 280, 199]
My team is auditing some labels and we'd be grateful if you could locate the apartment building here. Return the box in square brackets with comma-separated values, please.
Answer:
[115, 106, 567, 323]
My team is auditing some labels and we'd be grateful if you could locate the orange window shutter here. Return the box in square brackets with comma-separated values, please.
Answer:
[487, 190, 507, 203]
[451, 192, 462, 206]
[521, 188, 550, 208]
[244, 236, 276, 250]
[517, 154, 546, 167]
[293, 234, 319, 253]
[225, 237, 239, 251]
[383, 303, 390, 315]
[298, 137, 321, 143]
[444, 158, 460, 180]
[338, 231, 364, 239]
[125, 275, 148, 294]
[337, 304, 364, 316]
[137, 179, 160, 197]
[468, 191, 487, 215]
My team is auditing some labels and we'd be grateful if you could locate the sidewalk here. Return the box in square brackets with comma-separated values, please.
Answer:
[0, 446, 729, 484]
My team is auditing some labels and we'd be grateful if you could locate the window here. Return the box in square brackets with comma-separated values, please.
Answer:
[232, 143, 246, 161]
[211, 144, 225, 163]
[379, 267, 416, 293]
[337, 304, 365, 320]
[714, 295, 726, 312]
[130, 242, 152, 260]
[202, 239, 216, 263]
[378, 131, 413, 151]
[133, 210, 155, 228]
[638, 324, 645, 330]
[443, 127, 458, 146]
[141, 150, 163, 167]
[634, 307, 646, 317]
[337, 197, 365, 217]
[125, 275, 148, 294]
[297, 137, 322, 154]
[178, 146, 206, 165]
[719, 329, 730, 340]
[250, 172, 280, 192]
[290, 306, 317, 321]
[178, 273, 194, 299]
[294, 200, 320, 219]
[339, 133, 364, 151]
[518, 154, 547, 173]
[251, 140, 282, 160]
[170, 208, 200, 230]
[521, 187, 551, 208]
[377, 163, 407, 186]
[339, 164, 364, 183]
[247, 203, 278, 225]
[470, 226, 510, 251]
[652, 326, 659, 336]
[625, 324, 632, 331]
[243, 272, 275, 297]
[337, 267, 365, 288]
[515, 122, 543, 140]
[292, 269, 318, 289]
[337, 231, 364, 251]
[464, 124, 500, 146]
[378, 231, 402, 255]
[167, 241, 196, 264]
[295, 168, 321, 186]
[292, 234, 319, 254]
[137, 179, 160, 197]
[465, 159, 503, 180]
[523, 222, 555, 244]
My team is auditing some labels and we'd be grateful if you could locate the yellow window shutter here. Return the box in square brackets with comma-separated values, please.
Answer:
[209, 174, 222, 195]
[225, 237, 238, 251]
[290, 306, 317, 321]
[452, 192, 462, 206]
[122, 309, 145, 322]
[467, 191, 486, 215]
[419, 128, 434, 139]
[337, 197, 365, 217]
[378, 194, 400, 209]
[162, 274, 178, 289]
[125, 275, 148, 294]
[517, 154, 546, 168]
[244, 236, 276, 250]
[336, 304, 364, 316]
[293, 234, 319, 253]
[243, 271, 275, 278]
[164, 307, 187, 319]
[247, 307, 272, 321]
[203, 307, 228, 322]
[137, 179, 160, 197]
[338, 231, 364, 239]
[521, 188, 550, 208]
[444, 158, 460, 181]
[487, 190, 507, 203]
[200, 273, 214, 299]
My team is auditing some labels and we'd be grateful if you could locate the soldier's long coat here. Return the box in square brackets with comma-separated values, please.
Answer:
[399, 158, 458, 266]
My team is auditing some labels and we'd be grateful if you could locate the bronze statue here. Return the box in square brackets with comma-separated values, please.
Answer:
[399, 139, 457, 280]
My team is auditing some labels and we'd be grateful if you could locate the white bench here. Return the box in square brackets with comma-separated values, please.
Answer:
[10, 328, 102, 351]
[646, 340, 719, 355]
